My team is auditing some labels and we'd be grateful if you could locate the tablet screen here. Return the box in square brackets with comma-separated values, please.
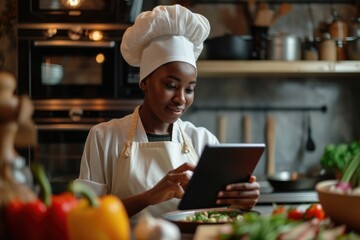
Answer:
[178, 143, 265, 210]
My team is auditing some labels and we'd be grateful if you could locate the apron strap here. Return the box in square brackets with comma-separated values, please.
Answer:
[176, 121, 199, 159]
[127, 106, 140, 141]
[121, 106, 140, 159]
[123, 105, 198, 159]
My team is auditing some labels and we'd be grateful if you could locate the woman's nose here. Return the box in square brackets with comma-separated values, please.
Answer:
[173, 91, 185, 104]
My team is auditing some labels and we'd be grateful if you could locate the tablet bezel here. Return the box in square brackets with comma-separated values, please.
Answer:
[178, 143, 265, 210]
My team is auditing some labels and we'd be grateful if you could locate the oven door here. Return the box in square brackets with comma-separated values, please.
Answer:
[17, 24, 143, 99]
[18, 38, 142, 99]
[18, 39, 119, 99]
[18, 0, 143, 23]
[34, 126, 89, 194]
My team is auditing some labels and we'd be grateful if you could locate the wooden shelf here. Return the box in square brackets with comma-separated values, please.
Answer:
[197, 60, 360, 78]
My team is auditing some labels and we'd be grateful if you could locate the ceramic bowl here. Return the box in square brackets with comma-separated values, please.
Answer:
[316, 180, 360, 232]
[41, 63, 63, 85]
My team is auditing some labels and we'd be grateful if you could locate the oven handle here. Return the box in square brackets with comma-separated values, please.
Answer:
[36, 124, 94, 131]
[34, 40, 115, 48]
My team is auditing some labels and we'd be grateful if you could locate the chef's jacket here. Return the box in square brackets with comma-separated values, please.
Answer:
[75, 109, 219, 217]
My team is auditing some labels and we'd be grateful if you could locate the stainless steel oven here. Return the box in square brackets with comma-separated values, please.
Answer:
[18, 0, 144, 24]
[17, 23, 145, 193]
[25, 99, 142, 194]
[17, 23, 143, 100]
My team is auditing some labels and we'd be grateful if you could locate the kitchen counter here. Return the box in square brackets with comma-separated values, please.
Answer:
[258, 191, 318, 204]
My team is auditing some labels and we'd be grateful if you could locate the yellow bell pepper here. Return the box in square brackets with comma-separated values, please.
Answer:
[67, 183, 130, 240]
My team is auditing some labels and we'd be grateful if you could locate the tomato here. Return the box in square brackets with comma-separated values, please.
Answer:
[287, 208, 304, 221]
[272, 205, 287, 215]
[304, 204, 326, 220]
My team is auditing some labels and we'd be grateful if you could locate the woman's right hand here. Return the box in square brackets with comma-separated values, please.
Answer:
[145, 163, 195, 205]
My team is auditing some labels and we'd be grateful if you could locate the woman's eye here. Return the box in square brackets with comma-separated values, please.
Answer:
[165, 83, 177, 90]
[185, 88, 195, 94]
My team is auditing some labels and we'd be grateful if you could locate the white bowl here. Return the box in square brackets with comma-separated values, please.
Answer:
[316, 180, 360, 232]
[41, 63, 63, 85]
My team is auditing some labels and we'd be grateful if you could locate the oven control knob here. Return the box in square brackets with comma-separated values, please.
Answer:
[44, 28, 57, 38]
[69, 107, 83, 122]
[68, 26, 83, 40]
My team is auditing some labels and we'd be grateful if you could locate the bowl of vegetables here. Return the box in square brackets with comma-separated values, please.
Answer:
[316, 152, 360, 232]
[162, 208, 258, 233]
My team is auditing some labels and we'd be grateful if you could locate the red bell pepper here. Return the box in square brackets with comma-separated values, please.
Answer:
[6, 163, 78, 240]
[6, 198, 47, 240]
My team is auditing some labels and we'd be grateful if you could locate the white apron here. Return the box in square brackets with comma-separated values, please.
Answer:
[112, 106, 199, 217]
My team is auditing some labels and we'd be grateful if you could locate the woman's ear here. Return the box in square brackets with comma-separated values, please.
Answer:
[140, 78, 148, 91]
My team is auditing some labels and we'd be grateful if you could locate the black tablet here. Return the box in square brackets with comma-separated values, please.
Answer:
[178, 143, 265, 210]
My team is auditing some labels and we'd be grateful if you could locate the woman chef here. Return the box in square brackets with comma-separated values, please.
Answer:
[75, 4, 260, 218]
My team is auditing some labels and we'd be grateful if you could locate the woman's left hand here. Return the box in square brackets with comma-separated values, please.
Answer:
[216, 175, 259, 210]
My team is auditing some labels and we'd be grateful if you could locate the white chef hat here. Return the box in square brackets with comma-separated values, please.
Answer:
[120, 4, 210, 83]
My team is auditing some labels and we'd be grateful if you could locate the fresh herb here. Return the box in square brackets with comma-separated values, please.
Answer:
[218, 209, 360, 240]
[218, 212, 298, 240]
[320, 141, 360, 173]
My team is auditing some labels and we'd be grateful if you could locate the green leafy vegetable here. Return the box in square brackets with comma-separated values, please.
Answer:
[320, 141, 360, 173]
[218, 212, 298, 240]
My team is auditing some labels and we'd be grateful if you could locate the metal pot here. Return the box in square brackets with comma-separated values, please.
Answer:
[205, 34, 253, 60]
[267, 171, 318, 192]
[267, 168, 333, 192]
[267, 33, 301, 61]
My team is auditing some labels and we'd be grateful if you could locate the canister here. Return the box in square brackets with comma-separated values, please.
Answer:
[267, 33, 301, 61]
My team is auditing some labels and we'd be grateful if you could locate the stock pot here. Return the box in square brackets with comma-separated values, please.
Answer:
[204, 34, 253, 60]
[267, 33, 301, 60]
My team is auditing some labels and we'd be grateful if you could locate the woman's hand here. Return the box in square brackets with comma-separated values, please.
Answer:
[146, 163, 195, 205]
[216, 175, 260, 210]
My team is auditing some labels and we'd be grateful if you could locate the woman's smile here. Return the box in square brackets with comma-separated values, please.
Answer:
[166, 105, 184, 116]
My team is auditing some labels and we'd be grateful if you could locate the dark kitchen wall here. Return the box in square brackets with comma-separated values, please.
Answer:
[173, 2, 360, 177]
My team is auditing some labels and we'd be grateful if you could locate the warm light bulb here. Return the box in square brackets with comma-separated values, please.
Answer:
[89, 31, 103, 41]
[96, 54, 105, 64]
[61, 0, 85, 9]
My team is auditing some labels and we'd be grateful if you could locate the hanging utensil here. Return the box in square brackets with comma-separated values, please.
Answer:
[265, 115, 276, 176]
[254, 1, 274, 27]
[306, 113, 316, 151]
[247, 0, 257, 23]
[271, 1, 293, 25]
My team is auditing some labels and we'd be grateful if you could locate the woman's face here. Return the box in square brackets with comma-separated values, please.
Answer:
[141, 61, 197, 124]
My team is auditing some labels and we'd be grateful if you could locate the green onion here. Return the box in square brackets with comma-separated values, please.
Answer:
[341, 152, 360, 186]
